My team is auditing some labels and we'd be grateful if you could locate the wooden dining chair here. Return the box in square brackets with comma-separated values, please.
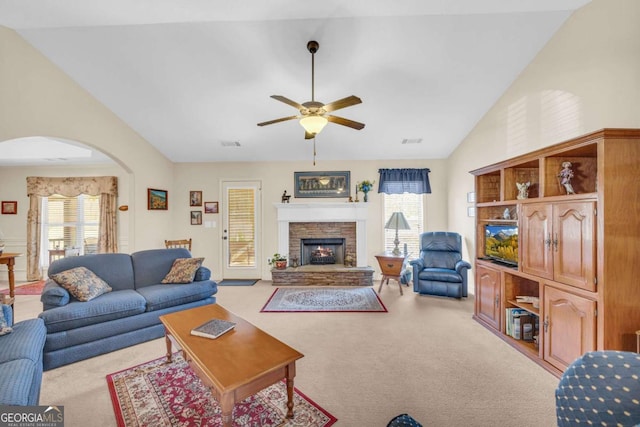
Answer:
[164, 238, 192, 251]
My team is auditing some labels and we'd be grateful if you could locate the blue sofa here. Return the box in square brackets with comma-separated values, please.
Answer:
[0, 305, 47, 405]
[39, 248, 218, 370]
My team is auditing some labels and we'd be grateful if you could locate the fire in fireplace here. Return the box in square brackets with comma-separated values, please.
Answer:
[300, 238, 345, 265]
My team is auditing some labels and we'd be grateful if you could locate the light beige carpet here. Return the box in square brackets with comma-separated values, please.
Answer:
[11, 281, 560, 427]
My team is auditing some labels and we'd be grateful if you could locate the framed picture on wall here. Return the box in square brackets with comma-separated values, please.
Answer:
[190, 191, 202, 207]
[1, 201, 17, 214]
[294, 171, 350, 198]
[204, 201, 219, 214]
[147, 189, 168, 210]
[191, 210, 203, 225]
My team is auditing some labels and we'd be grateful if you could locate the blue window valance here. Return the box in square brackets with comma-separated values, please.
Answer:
[377, 168, 431, 194]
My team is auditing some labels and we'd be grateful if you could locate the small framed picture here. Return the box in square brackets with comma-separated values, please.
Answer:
[190, 210, 203, 225]
[1, 201, 17, 214]
[190, 191, 202, 207]
[204, 201, 219, 214]
[148, 189, 168, 210]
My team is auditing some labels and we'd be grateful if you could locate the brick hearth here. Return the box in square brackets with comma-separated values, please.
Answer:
[271, 265, 374, 287]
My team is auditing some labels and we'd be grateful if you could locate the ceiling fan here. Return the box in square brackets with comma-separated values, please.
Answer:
[257, 40, 365, 139]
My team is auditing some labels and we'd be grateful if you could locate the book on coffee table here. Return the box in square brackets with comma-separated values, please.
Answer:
[191, 318, 236, 339]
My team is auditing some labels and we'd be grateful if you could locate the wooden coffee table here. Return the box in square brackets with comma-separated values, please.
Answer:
[159, 304, 304, 427]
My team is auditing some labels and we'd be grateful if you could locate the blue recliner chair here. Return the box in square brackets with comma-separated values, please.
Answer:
[410, 232, 471, 299]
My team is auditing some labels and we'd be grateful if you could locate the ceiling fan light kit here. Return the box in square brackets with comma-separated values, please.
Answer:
[299, 115, 328, 135]
[257, 40, 365, 140]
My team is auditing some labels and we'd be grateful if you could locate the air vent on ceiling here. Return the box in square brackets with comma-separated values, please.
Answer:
[221, 141, 241, 147]
[401, 138, 423, 145]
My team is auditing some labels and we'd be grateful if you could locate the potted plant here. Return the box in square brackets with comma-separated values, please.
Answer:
[269, 253, 288, 269]
[357, 180, 375, 202]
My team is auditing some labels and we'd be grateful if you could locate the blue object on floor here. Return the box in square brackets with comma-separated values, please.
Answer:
[218, 279, 259, 286]
[556, 351, 640, 426]
[387, 413, 423, 427]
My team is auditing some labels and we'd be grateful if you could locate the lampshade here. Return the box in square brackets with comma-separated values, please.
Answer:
[385, 212, 411, 230]
[299, 115, 328, 135]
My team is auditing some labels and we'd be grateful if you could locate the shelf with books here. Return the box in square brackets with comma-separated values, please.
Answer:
[507, 300, 539, 317]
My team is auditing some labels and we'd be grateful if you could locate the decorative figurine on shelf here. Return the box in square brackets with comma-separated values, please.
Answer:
[503, 208, 511, 220]
[281, 190, 291, 203]
[358, 180, 375, 202]
[558, 161, 576, 195]
[516, 181, 531, 200]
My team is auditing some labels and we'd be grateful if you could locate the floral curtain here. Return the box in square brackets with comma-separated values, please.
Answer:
[377, 168, 432, 194]
[26, 176, 118, 280]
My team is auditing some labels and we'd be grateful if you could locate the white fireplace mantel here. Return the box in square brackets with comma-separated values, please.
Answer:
[274, 203, 368, 267]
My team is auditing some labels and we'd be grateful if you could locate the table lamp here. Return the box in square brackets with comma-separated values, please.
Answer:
[385, 212, 410, 255]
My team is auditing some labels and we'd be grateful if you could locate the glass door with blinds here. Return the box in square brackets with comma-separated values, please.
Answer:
[221, 181, 261, 279]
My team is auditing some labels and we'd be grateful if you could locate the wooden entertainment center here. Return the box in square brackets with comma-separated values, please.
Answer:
[470, 128, 640, 377]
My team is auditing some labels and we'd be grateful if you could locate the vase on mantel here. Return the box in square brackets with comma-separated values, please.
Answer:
[363, 191, 369, 202]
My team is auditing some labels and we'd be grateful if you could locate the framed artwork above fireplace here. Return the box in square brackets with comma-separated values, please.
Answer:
[294, 171, 350, 198]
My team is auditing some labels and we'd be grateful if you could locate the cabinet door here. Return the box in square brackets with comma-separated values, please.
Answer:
[543, 286, 596, 372]
[552, 202, 596, 291]
[521, 204, 553, 279]
[475, 265, 501, 330]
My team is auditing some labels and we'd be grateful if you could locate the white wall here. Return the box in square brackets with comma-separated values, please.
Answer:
[172, 159, 447, 280]
[446, 0, 640, 289]
[0, 26, 175, 259]
[0, 25, 449, 283]
[4, 0, 639, 285]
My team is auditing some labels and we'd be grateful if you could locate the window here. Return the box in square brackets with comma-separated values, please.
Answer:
[383, 193, 423, 257]
[41, 194, 100, 264]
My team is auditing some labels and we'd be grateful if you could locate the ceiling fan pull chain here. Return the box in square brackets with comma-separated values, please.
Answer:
[313, 137, 317, 165]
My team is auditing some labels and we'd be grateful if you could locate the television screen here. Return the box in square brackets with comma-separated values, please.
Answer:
[485, 224, 518, 265]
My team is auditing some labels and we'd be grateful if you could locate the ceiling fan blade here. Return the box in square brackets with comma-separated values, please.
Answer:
[271, 95, 304, 110]
[257, 115, 298, 127]
[323, 96, 362, 113]
[326, 115, 365, 130]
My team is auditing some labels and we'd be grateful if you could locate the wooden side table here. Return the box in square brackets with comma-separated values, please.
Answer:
[0, 253, 22, 310]
[375, 252, 407, 296]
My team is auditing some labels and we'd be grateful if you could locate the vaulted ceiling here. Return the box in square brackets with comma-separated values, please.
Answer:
[0, 0, 592, 164]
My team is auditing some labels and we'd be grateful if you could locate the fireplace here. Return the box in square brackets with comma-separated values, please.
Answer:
[275, 202, 369, 267]
[301, 238, 345, 265]
[273, 203, 374, 286]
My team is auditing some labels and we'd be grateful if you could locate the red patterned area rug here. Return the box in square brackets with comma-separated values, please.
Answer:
[107, 354, 337, 427]
[0, 280, 46, 295]
[261, 287, 387, 313]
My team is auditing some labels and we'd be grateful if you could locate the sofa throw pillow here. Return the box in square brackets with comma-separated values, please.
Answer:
[50, 266, 113, 302]
[0, 309, 12, 336]
[161, 258, 204, 284]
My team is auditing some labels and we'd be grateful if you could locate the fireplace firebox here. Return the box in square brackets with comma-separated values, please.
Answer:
[300, 238, 345, 265]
